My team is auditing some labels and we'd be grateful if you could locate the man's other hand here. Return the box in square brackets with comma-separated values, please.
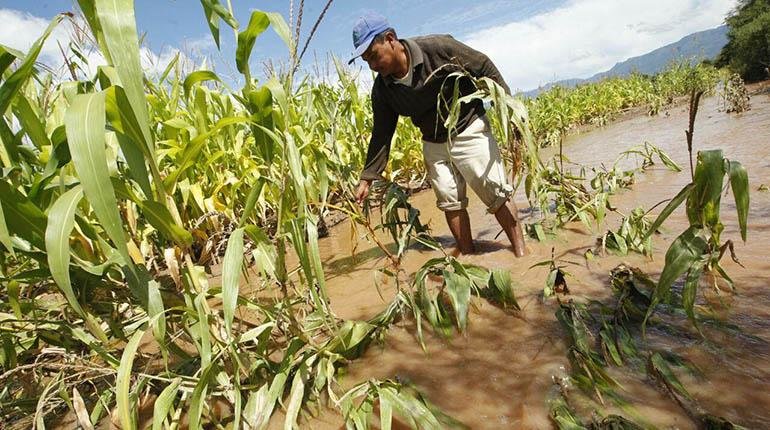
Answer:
[355, 179, 372, 205]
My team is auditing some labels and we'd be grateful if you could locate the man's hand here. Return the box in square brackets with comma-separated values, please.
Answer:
[355, 179, 372, 205]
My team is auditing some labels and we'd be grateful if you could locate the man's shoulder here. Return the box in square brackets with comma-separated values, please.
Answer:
[409, 34, 457, 49]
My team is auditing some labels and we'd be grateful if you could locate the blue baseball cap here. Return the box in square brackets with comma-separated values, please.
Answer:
[348, 12, 390, 64]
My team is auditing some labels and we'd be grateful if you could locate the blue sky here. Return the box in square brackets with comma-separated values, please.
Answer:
[1, 0, 736, 91]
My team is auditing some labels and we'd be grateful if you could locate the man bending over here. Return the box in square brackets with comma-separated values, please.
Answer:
[350, 12, 526, 256]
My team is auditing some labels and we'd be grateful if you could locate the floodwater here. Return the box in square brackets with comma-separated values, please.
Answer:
[307, 87, 770, 429]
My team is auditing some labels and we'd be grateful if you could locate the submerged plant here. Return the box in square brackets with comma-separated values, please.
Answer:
[531, 248, 578, 298]
[338, 379, 467, 429]
[401, 256, 520, 347]
[598, 207, 654, 257]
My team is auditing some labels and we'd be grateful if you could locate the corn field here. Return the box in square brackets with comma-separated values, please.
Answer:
[0, 1, 746, 429]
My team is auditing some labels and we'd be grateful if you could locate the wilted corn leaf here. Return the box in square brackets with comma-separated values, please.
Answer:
[284, 364, 308, 430]
[152, 378, 181, 430]
[189, 363, 219, 430]
[116, 328, 145, 430]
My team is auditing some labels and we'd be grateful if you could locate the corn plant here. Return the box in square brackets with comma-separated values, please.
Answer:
[0, 0, 453, 427]
[642, 92, 750, 331]
[527, 62, 721, 147]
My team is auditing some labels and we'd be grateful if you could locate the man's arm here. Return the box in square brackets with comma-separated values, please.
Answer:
[357, 83, 398, 203]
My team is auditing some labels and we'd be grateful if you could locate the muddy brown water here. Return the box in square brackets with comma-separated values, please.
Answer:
[295, 90, 770, 429]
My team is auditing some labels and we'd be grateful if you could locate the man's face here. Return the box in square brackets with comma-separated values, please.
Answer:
[361, 36, 396, 77]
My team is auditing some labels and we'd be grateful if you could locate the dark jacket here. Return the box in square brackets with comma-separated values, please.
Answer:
[360, 34, 510, 181]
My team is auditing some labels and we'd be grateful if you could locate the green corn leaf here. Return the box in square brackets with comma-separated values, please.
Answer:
[236, 11, 270, 78]
[645, 227, 708, 329]
[104, 86, 153, 198]
[139, 200, 193, 247]
[682, 265, 703, 329]
[65, 91, 131, 265]
[183, 70, 222, 100]
[110, 179, 191, 247]
[45, 185, 86, 317]
[147, 280, 166, 349]
[288, 218, 314, 288]
[152, 378, 181, 430]
[728, 160, 749, 242]
[306, 216, 330, 309]
[238, 178, 265, 227]
[265, 12, 293, 52]
[285, 132, 307, 210]
[222, 227, 244, 336]
[76, 1, 112, 64]
[328, 320, 376, 357]
[261, 370, 289, 428]
[443, 270, 471, 332]
[94, 0, 154, 154]
[194, 291, 212, 369]
[199, 0, 239, 49]
[644, 183, 694, 240]
[0, 180, 48, 250]
[244, 224, 277, 280]
[158, 52, 179, 84]
[0, 117, 18, 166]
[0, 15, 64, 115]
[12, 95, 52, 149]
[0, 45, 24, 76]
[116, 328, 144, 430]
[687, 149, 725, 229]
[0, 200, 14, 256]
[239, 321, 275, 345]
[655, 147, 682, 172]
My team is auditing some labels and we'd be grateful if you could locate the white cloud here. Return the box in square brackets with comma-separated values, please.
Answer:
[0, 9, 73, 69]
[462, 0, 738, 92]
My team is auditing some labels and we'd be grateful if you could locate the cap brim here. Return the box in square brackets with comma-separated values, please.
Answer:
[347, 36, 375, 64]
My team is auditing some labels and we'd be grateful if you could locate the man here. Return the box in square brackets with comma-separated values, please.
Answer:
[350, 12, 526, 256]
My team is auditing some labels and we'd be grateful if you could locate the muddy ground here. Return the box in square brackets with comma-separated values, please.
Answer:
[295, 85, 770, 429]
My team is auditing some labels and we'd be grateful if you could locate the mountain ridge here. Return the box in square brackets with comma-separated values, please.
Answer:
[522, 25, 728, 98]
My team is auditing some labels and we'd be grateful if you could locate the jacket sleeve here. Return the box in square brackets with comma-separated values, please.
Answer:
[444, 36, 511, 95]
[360, 82, 398, 181]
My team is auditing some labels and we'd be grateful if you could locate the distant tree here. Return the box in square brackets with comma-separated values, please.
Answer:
[716, 0, 770, 81]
